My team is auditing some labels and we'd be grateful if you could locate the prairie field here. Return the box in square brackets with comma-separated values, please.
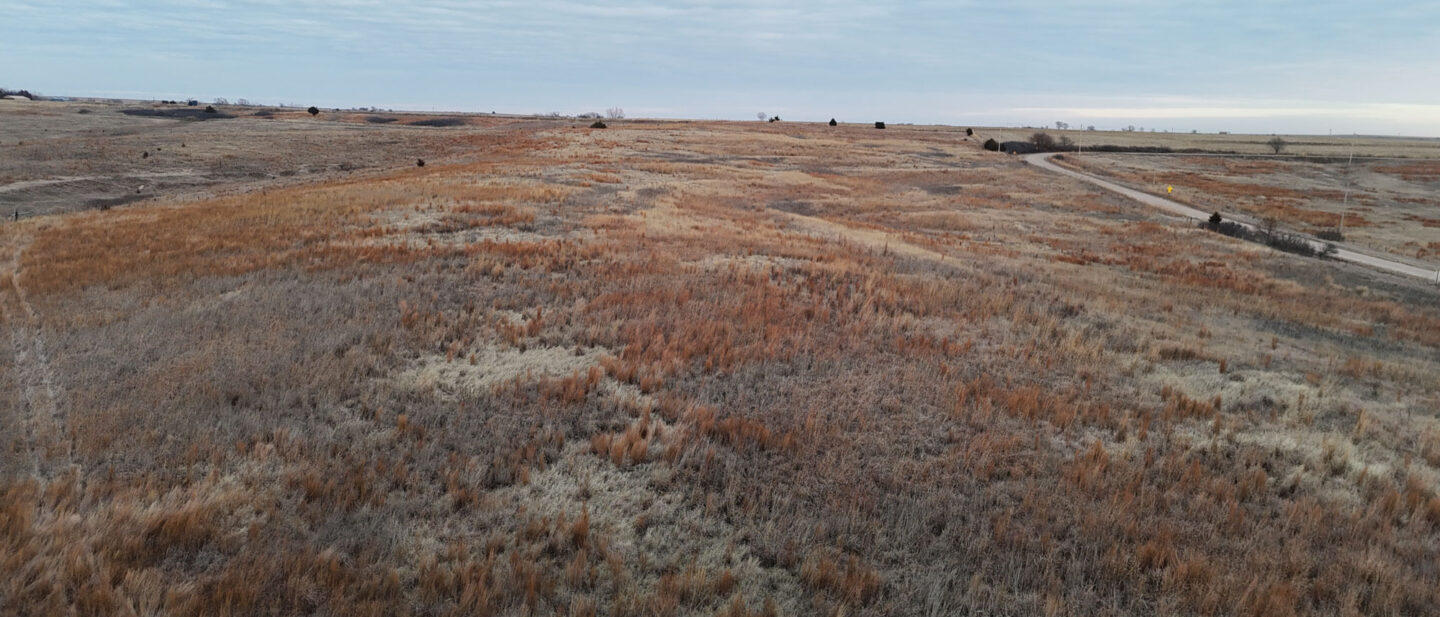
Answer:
[1055, 152, 1440, 267]
[3, 103, 1440, 616]
[984, 127, 1440, 158]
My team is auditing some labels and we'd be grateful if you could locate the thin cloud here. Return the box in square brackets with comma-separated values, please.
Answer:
[2, 1, 1437, 134]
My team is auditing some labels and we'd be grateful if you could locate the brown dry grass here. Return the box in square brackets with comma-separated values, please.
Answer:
[2, 115, 1438, 616]
[1059, 152, 1440, 266]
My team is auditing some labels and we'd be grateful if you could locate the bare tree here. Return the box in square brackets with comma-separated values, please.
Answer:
[606, 107, 624, 119]
[1267, 136, 1287, 154]
[1030, 132, 1057, 151]
[213, 97, 229, 105]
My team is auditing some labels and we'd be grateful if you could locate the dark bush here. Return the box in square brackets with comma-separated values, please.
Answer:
[205, 105, 216, 113]
[966, 128, 974, 136]
[1315, 228, 1345, 242]
[1200, 218, 1250, 239]
[410, 118, 466, 127]
[874, 122, 886, 129]
[416, 159, 425, 167]
[1030, 132, 1057, 151]
[1198, 218, 1332, 258]
[308, 106, 320, 116]
[122, 108, 232, 120]
[829, 118, 838, 126]
[589, 121, 607, 129]
[1267, 231, 1324, 256]
[983, 138, 999, 151]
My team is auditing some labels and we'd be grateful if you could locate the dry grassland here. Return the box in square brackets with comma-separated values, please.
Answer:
[2, 111, 1440, 616]
[984, 127, 1440, 158]
[1057, 153, 1440, 267]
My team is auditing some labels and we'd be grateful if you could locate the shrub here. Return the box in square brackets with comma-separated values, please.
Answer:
[1199, 218, 1329, 258]
[966, 128, 974, 136]
[589, 121, 607, 129]
[983, 138, 1000, 151]
[308, 106, 319, 116]
[829, 118, 838, 126]
[1030, 132, 1057, 151]
[1199, 217, 1249, 239]
[1315, 229, 1345, 242]
[1267, 136, 1287, 154]
[874, 122, 886, 129]
[1267, 231, 1321, 256]
[416, 159, 425, 167]
[410, 118, 466, 127]
[204, 105, 216, 113]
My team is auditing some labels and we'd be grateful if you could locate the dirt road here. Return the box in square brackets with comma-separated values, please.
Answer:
[1026, 152, 1439, 283]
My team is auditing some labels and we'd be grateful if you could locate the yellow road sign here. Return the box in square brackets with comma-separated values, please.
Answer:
[1166, 185, 1174, 194]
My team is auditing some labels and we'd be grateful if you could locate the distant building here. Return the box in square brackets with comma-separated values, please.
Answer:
[187, 100, 199, 106]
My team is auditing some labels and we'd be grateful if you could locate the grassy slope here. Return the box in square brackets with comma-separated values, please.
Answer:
[2, 119, 1439, 617]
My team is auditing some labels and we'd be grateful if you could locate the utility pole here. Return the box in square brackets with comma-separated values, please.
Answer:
[1340, 133, 1355, 234]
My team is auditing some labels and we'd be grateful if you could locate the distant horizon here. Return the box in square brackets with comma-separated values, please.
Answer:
[15, 88, 1440, 141]
[5, 1, 1439, 139]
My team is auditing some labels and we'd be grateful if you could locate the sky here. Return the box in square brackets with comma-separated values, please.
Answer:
[3, 1, 1440, 136]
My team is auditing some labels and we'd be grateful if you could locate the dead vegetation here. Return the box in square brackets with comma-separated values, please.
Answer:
[1058, 152, 1440, 267]
[2, 113, 1438, 616]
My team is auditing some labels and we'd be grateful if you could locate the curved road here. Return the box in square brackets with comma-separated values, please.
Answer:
[1025, 153, 1439, 283]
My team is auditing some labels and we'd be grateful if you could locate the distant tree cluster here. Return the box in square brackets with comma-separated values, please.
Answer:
[1028, 132, 1075, 152]
[0, 87, 37, 99]
[606, 107, 624, 119]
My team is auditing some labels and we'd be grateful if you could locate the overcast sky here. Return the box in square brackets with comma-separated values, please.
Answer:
[4, 1, 1439, 135]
